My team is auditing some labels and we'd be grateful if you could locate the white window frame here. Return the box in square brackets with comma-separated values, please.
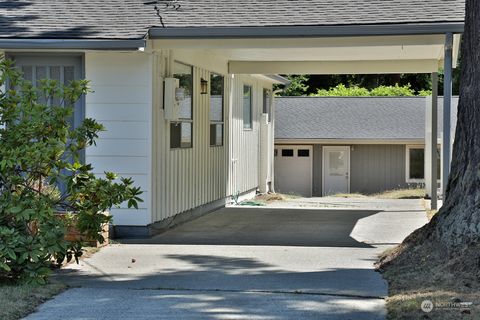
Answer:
[209, 72, 225, 147]
[406, 145, 425, 183]
[171, 61, 194, 149]
[243, 83, 253, 130]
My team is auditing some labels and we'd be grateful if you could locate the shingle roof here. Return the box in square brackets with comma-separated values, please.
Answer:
[275, 96, 459, 141]
[0, 0, 465, 40]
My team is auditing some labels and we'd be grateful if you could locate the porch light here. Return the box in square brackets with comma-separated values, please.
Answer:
[200, 78, 208, 94]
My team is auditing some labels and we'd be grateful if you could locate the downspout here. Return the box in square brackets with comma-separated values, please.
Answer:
[270, 81, 291, 193]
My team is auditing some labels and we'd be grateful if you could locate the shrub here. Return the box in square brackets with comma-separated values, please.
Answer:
[0, 57, 142, 284]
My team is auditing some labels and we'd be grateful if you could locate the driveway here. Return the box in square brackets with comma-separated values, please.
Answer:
[26, 198, 428, 320]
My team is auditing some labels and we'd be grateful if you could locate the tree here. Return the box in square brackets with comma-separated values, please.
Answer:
[0, 58, 143, 283]
[378, 0, 480, 281]
[276, 75, 309, 96]
[312, 84, 421, 96]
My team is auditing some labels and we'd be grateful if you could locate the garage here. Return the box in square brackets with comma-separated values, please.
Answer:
[274, 145, 313, 197]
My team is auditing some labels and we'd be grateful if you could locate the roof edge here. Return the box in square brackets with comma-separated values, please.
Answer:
[149, 22, 464, 39]
[0, 39, 146, 50]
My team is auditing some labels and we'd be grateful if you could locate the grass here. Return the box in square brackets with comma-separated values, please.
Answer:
[254, 193, 301, 202]
[374, 188, 426, 199]
[332, 188, 426, 200]
[378, 238, 480, 319]
[0, 281, 66, 320]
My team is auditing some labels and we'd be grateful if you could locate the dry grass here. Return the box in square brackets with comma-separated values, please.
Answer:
[378, 237, 480, 319]
[255, 193, 300, 202]
[426, 209, 438, 221]
[0, 281, 66, 320]
[374, 188, 425, 199]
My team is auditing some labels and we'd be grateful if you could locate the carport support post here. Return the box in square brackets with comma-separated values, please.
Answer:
[430, 72, 438, 210]
[442, 32, 453, 199]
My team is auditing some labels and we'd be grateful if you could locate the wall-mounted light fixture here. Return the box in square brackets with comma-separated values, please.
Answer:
[200, 78, 208, 94]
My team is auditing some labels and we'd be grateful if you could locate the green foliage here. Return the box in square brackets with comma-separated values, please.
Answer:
[277, 75, 309, 96]
[312, 84, 425, 97]
[0, 57, 142, 284]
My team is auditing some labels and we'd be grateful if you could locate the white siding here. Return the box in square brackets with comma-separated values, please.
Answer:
[153, 51, 228, 222]
[228, 74, 272, 196]
[85, 52, 153, 226]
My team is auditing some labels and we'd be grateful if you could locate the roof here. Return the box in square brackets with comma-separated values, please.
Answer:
[275, 96, 459, 141]
[0, 0, 465, 40]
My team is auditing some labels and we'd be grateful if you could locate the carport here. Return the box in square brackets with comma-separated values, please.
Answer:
[151, 23, 463, 209]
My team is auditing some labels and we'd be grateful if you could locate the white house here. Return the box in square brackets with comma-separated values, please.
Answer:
[0, 0, 464, 235]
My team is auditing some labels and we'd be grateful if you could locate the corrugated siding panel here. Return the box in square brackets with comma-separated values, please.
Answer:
[227, 75, 272, 197]
[350, 145, 408, 194]
[85, 52, 153, 226]
[154, 53, 227, 222]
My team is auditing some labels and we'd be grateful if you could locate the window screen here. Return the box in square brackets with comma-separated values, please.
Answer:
[171, 62, 193, 149]
[409, 148, 425, 179]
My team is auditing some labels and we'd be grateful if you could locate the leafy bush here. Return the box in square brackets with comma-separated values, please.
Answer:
[313, 83, 424, 97]
[0, 57, 142, 283]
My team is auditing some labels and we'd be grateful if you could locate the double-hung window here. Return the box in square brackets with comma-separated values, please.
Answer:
[210, 73, 224, 146]
[243, 85, 253, 129]
[170, 62, 193, 149]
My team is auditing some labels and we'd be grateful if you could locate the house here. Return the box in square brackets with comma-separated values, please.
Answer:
[274, 96, 459, 197]
[0, 0, 464, 235]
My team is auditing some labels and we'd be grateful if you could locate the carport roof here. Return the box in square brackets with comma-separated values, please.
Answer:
[0, 0, 465, 40]
[275, 96, 459, 141]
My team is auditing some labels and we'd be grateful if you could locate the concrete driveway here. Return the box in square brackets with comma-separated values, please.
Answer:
[26, 198, 428, 320]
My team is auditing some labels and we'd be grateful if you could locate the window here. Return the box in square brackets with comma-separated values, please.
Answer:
[243, 85, 253, 129]
[406, 146, 441, 182]
[282, 149, 294, 157]
[210, 73, 224, 146]
[263, 89, 271, 122]
[13, 54, 82, 129]
[274, 149, 278, 157]
[171, 62, 193, 148]
[298, 149, 310, 157]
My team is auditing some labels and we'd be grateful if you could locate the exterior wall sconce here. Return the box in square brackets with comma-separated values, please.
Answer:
[200, 78, 208, 94]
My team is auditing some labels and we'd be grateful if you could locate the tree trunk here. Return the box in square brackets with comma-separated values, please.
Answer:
[431, 0, 480, 249]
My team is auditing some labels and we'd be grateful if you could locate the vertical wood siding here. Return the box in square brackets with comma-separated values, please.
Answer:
[85, 52, 153, 226]
[154, 51, 227, 222]
[350, 144, 408, 194]
[312, 144, 408, 195]
[227, 75, 270, 197]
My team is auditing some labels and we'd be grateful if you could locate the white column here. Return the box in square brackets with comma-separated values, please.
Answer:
[430, 73, 438, 209]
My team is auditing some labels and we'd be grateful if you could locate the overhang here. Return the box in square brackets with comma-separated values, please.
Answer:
[0, 39, 146, 50]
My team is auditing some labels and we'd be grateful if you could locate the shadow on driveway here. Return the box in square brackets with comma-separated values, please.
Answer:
[124, 207, 381, 248]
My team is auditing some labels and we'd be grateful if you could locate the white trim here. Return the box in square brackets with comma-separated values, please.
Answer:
[405, 145, 425, 183]
[322, 146, 351, 196]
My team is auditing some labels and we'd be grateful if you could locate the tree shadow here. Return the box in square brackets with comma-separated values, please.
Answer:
[124, 207, 381, 248]
[52, 253, 387, 319]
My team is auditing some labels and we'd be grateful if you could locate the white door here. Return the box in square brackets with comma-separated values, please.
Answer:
[274, 146, 313, 197]
[323, 146, 350, 196]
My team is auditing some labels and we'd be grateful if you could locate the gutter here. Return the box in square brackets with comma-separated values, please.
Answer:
[0, 39, 146, 50]
[149, 22, 464, 39]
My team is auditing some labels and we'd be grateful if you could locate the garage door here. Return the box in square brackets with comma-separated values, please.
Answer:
[274, 145, 313, 197]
